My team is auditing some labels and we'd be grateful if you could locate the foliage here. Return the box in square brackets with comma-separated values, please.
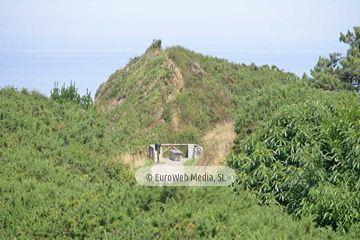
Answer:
[146, 39, 162, 52]
[161, 104, 172, 122]
[233, 82, 317, 149]
[309, 26, 360, 91]
[228, 26, 360, 237]
[227, 90, 360, 234]
[0, 87, 347, 239]
[51, 81, 92, 109]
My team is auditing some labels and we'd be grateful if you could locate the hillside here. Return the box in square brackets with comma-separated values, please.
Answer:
[94, 39, 309, 165]
[0, 87, 346, 239]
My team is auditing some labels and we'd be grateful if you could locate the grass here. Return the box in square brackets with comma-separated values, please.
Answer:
[184, 158, 196, 166]
[196, 120, 236, 166]
[119, 152, 153, 171]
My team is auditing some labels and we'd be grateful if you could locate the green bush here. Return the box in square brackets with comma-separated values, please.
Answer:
[51, 81, 92, 109]
[227, 90, 360, 233]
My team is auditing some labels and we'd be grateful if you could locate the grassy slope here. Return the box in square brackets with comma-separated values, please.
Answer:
[94, 41, 307, 163]
[0, 87, 347, 238]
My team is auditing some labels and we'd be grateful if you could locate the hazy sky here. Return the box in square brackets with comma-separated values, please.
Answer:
[0, 0, 358, 38]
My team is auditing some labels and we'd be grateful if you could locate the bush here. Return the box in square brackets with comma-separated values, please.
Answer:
[50, 81, 92, 109]
[228, 90, 360, 233]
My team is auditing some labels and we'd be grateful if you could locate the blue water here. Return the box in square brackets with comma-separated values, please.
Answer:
[0, 35, 348, 98]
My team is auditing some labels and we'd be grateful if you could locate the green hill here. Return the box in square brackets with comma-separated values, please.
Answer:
[94, 39, 311, 165]
[94, 37, 359, 235]
[92, 37, 358, 235]
[0, 87, 346, 239]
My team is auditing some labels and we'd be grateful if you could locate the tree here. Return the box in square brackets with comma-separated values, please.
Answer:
[50, 81, 92, 109]
[310, 26, 360, 91]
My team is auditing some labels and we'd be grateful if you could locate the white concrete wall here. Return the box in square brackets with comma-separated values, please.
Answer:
[187, 144, 195, 158]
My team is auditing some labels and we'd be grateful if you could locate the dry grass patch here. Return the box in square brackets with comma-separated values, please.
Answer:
[196, 120, 236, 166]
[117, 152, 151, 171]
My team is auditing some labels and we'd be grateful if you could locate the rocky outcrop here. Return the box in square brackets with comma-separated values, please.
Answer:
[190, 61, 204, 78]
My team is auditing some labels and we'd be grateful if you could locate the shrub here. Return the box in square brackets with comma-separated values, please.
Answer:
[50, 81, 92, 109]
[228, 90, 360, 233]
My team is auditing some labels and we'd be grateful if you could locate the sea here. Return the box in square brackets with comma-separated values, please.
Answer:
[0, 35, 348, 99]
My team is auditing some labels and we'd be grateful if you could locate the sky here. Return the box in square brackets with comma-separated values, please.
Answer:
[0, 0, 359, 39]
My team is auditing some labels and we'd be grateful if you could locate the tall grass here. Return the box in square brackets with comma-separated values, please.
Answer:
[196, 120, 236, 166]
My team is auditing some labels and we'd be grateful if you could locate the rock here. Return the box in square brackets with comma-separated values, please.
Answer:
[190, 61, 204, 78]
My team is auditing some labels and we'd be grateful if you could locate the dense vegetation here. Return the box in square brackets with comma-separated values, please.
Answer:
[0, 87, 344, 238]
[50, 81, 93, 109]
[228, 91, 360, 234]
[1, 27, 359, 238]
[227, 27, 360, 236]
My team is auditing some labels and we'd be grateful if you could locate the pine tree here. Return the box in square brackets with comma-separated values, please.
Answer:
[310, 26, 360, 91]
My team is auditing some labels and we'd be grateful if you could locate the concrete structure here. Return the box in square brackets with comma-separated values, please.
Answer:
[170, 150, 182, 161]
[148, 143, 203, 163]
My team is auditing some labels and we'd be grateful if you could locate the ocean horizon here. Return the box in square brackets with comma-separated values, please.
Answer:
[0, 35, 348, 98]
